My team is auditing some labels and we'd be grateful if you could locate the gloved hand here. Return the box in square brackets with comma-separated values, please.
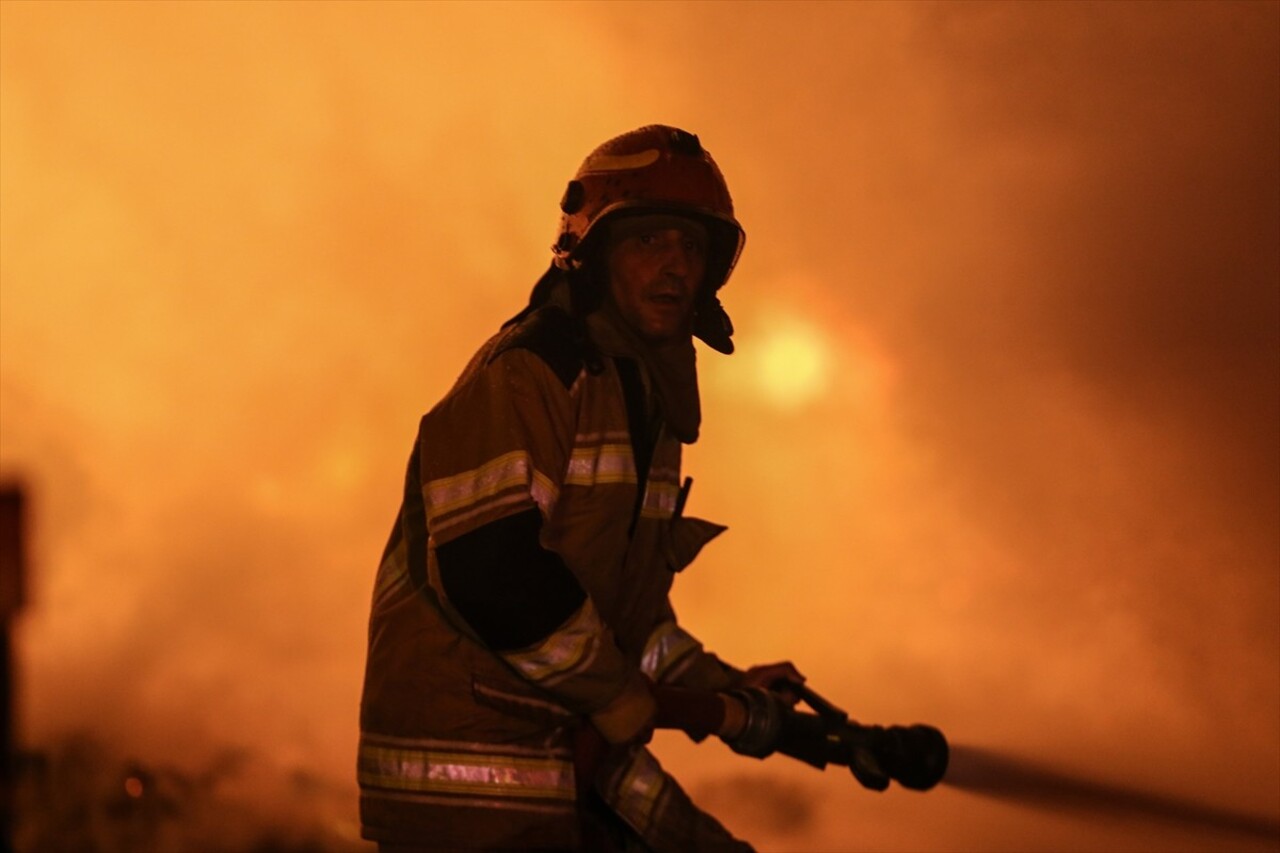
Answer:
[736, 660, 806, 705]
[589, 671, 657, 745]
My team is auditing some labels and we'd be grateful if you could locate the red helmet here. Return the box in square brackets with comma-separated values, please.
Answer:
[552, 125, 745, 352]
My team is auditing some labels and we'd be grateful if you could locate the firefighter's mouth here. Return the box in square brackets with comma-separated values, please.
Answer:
[648, 292, 685, 305]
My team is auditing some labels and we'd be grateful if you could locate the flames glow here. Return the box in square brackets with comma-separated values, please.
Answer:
[2, 2, 1276, 851]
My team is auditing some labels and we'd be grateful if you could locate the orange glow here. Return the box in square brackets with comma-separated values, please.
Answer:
[2, 2, 1277, 851]
[754, 313, 832, 409]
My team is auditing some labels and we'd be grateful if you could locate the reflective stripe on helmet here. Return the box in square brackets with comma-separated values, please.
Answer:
[583, 149, 661, 172]
[553, 125, 745, 295]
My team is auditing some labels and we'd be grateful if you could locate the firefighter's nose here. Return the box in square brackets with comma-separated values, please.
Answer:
[659, 236, 693, 278]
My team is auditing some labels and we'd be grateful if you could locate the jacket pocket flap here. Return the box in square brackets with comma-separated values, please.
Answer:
[665, 516, 728, 573]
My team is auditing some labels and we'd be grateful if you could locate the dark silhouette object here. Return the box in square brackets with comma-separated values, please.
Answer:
[0, 485, 26, 853]
[768, 681, 948, 792]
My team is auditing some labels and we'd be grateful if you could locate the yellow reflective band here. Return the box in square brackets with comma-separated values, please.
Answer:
[640, 480, 680, 519]
[639, 465, 681, 519]
[358, 744, 575, 801]
[605, 748, 667, 834]
[371, 549, 411, 608]
[583, 149, 660, 172]
[425, 451, 558, 524]
[640, 621, 702, 684]
[502, 600, 603, 686]
[565, 443, 636, 487]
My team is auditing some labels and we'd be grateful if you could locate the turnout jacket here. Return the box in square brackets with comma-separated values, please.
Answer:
[359, 306, 745, 851]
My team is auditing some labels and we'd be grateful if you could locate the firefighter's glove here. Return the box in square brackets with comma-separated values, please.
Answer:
[737, 661, 806, 706]
[721, 687, 786, 759]
[590, 671, 656, 746]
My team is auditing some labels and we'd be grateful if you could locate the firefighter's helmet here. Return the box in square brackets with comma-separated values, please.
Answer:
[552, 125, 745, 352]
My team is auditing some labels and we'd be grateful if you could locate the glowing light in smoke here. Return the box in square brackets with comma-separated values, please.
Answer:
[2, 4, 1276, 852]
[755, 317, 830, 409]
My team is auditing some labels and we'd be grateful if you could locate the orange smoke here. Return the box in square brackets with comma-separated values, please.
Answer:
[2, 2, 1277, 851]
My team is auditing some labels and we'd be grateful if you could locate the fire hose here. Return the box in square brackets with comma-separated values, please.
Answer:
[650, 680, 948, 792]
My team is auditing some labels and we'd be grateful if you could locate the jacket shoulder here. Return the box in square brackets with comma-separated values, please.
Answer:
[490, 307, 586, 389]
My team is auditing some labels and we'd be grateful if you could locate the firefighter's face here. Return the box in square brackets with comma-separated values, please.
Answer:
[605, 215, 708, 345]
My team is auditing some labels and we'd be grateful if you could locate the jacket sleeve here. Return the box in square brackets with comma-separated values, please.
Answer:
[420, 347, 633, 714]
[637, 514, 739, 691]
[640, 600, 742, 692]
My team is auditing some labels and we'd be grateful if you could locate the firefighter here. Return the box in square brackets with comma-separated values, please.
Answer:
[358, 125, 802, 852]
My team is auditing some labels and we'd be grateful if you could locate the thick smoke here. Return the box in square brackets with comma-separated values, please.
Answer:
[1, 2, 1276, 851]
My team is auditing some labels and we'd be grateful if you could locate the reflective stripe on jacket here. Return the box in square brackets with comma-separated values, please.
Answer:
[359, 307, 741, 850]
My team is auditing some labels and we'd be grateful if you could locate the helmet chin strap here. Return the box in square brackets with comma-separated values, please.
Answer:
[693, 293, 735, 355]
